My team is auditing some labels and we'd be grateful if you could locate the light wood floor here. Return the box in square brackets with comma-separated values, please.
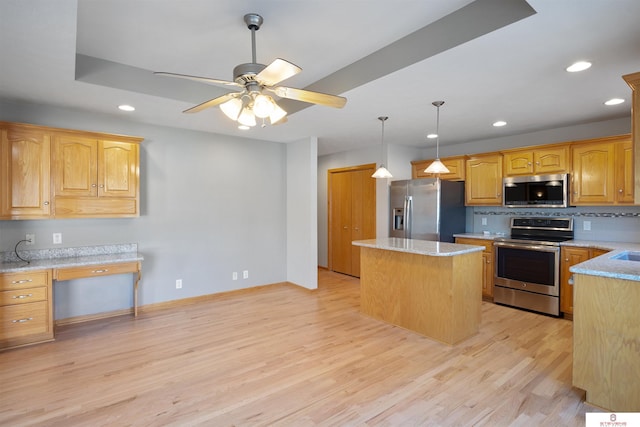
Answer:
[0, 270, 600, 426]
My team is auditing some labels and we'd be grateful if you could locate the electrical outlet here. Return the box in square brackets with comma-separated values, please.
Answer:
[243, 270, 249, 279]
[481, 217, 487, 226]
[52, 233, 62, 244]
[25, 234, 35, 245]
[583, 221, 591, 231]
[176, 279, 182, 289]
[232, 272, 238, 280]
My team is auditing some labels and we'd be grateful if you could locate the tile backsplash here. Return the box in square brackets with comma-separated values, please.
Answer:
[472, 206, 640, 243]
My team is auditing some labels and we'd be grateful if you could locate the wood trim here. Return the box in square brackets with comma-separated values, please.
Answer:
[0, 121, 143, 144]
[54, 308, 134, 326]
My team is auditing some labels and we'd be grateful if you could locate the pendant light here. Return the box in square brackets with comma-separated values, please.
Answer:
[372, 116, 393, 179]
[424, 101, 450, 174]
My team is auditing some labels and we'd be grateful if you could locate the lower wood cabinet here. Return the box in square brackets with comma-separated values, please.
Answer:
[560, 246, 610, 317]
[455, 237, 494, 299]
[0, 270, 53, 350]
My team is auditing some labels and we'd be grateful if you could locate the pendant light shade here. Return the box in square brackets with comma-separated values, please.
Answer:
[372, 116, 393, 179]
[424, 101, 450, 175]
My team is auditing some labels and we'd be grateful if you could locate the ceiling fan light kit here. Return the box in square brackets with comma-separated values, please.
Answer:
[424, 101, 451, 175]
[154, 13, 346, 129]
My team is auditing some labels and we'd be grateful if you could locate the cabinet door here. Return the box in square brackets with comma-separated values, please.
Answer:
[560, 247, 590, 315]
[482, 252, 493, 298]
[571, 142, 615, 205]
[503, 151, 534, 176]
[52, 134, 98, 197]
[99, 140, 138, 198]
[615, 139, 634, 203]
[0, 126, 51, 218]
[413, 156, 466, 180]
[534, 146, 568, 174]
[329, 171, 353, 275]
[465, 154, 503, 205]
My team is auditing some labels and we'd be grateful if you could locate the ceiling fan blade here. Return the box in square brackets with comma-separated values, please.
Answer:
[154, 71, 243, 89]
[271, 86, 347, 108]
[183, 93, 239, 114]
[256, 58, 302, 86]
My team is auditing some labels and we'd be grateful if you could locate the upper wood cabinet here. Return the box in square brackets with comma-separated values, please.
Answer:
[571, 135, 632, 205]
[615, 137, 634, 203]
[623, 71, 640, 204]
[465, 154, 503, 205]
[411, 156, 466, 181]
[0, 121, 142, 220]
[0, 124, 51, 219]
[502, 145, 568, 176]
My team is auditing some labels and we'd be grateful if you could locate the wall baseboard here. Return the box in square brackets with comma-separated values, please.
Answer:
[54, 281, 308, 325]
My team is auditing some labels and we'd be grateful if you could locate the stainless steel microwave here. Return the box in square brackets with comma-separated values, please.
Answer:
[503, 174, 570, 208]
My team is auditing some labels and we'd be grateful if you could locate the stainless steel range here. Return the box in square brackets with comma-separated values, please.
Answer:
[493, 217, 574, 316]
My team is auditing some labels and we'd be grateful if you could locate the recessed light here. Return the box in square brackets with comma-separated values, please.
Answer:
[118, 104, 135, 112]
[238, 125, 250, 130]
[493, 121, 507, 127]
[566, 61, 592, 72]
[604, 98, 625, 106]
[427, 133, 437, 139]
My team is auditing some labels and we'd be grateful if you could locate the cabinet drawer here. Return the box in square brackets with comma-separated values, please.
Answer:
[0, 270, 50, 291]
[54, 261, 139, 280]
[0, 301, 50, 339]
[0, 287, 47, 307]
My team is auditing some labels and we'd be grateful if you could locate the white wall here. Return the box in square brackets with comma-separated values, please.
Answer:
[286, 137, 318, 289]
[0, 99, 316, 318]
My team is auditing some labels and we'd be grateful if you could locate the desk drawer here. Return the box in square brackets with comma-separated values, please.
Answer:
[0, 271, 50, 291]
[0, 301, 50, 340]
[0, 287, 48, 307]
[55, 262, 139, 280]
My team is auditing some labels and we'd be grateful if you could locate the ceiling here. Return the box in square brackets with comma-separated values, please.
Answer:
[1, 0, 640, 156]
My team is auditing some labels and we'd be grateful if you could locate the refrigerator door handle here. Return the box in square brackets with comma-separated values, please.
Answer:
[405, 196, 412, 239]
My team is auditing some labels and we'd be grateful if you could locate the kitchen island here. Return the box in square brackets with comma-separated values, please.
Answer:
[352, 238, 483, 345]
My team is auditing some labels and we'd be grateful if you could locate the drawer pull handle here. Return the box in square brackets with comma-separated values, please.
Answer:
[12, 317, 33, 323]
[92, 269, 108, 274]
[12, 293, 33, 299]
[11, 279, 33, 284]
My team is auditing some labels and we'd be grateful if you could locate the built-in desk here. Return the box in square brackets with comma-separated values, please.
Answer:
[0, 244, 143, 350]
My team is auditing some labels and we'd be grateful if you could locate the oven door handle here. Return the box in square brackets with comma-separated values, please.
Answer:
[493, 242, 560, 253]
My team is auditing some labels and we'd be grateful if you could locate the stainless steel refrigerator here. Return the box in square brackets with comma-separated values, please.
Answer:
[389, 178, 466, 242]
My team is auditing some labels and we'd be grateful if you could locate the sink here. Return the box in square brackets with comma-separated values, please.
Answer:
[610, 251, 640, 261]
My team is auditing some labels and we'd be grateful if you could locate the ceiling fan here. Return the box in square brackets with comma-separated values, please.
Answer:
[154, 13, 347, 128]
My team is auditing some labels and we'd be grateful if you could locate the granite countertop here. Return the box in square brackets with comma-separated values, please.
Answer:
[0, 244, 143, 274]
[352, 237, 484, 257]
[563, 240, 640, 282]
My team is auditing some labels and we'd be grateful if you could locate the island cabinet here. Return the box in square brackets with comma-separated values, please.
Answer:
[354, 238, 483, 345]
[0, 124, 51, 219]
[0, 270, 54, 350]
[411, 156, 466, 181]
[570, 135, 633, 205]
[559, 246, 609, 317]
[502, 145, 568, 176]
[455, 237, 494, 299]
[465, 154, 503, 205]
